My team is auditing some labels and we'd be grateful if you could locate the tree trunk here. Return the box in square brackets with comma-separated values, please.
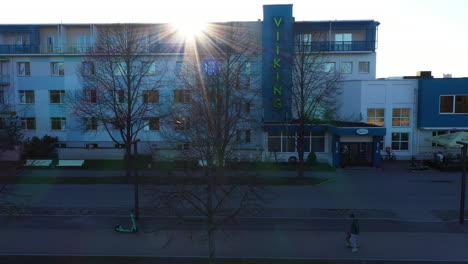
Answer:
[125, 144, 132, 183]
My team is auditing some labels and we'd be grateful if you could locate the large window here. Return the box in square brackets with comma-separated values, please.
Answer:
[82, 62, 95, 75]
[392, 108, 410, 126]
[19, 90, 34, 104]
[49, 90, 65, 104]
[267, 132, 325, 152]
[85, 90, 97, 103]
[341, 62, 353, 74]
[51, 62, 64, 76]
[18, 62, 30, 76]
[144, 117, 160, 131]
[391, 132, 409, 150]
[440, 95, 468, 114]
[143, 90, 159, 104]
[21, 117, 36, 130]
[358, 61, 370, 73]
[335, 33, 352, 51]
[295, 33, 313, 52]
[174, 90, 191, 103]
[142, 61, 157, 75]
[85, 117, 98, 131]
[323, 62, 335, 73]
[367, 108, 385, 126]
[51, 117, 66, 130]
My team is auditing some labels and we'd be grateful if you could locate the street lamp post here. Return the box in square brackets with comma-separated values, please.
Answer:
[457, 141, 467, 225]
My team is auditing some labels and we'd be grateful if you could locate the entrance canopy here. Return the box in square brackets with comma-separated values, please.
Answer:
[424, 131, 468, 147]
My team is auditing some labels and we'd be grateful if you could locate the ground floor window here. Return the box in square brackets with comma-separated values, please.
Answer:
[267, 131, 324, 152]
[391, 132, 409, 150]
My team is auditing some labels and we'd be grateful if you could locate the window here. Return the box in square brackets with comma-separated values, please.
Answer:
[142, 61, 157, 75]
[85, 117, 98, 130]
[367, 108, 385, 126]
[245, 102, 251, 115]
[51, 117, 66, 130]
[175, 61, 184, 76]
[19, 90, 34, 104]
[49, 90, 65, 104]
[175, 117, 189, 130]
[143, 90, 159, 104]
[341, 62, 353, 74]
[267, 132, 324, 152]
[440, 95, 468, 114]
[335, 33, 352, 51]
[358, 61, 370, 73]
[295, 33, 312, 52]
[82, 62, 95, 75]
[51, 62, 64, 76]
[0, 90, 4, 104]
[174, 90, 191, 103]
[391, 132, 409, 150]
[14, 36, 30, 45]
[76, 35, 91, 53]
[18, 62, 30, 76]
[21, 117, 36, 130]
[47, 36, 62, 53]
[323, 62, 335, 73]
[392, 108, 410, 126]
[245, 130, 251, 144]
[85, 90, 97, 103]
[144, 117, 160, 131]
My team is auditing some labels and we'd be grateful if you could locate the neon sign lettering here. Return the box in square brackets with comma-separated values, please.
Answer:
[272, 16, 283, 109]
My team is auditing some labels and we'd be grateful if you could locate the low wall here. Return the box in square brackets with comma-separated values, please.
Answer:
[58, 148, 126, 160]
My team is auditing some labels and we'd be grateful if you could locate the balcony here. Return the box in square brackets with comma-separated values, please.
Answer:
[0, 75, 9, 85]
[0, 45, 40, 54]
[294, 41, 376, 53]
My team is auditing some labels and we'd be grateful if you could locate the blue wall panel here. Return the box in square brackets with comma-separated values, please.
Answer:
[418, 78, 468, 128]
[262, 5, 293, 122]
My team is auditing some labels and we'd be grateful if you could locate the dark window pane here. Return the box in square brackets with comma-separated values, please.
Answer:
[391, 142, 400, 150]
[311, 138, 324, 152]
[440, 96, 453, 113]
[400, 142, 409, 150]
[455, 95, 468, 113]
[391, 133, 400, 141]
[401, 133, 409, 141]
[268, 138, 281, 152]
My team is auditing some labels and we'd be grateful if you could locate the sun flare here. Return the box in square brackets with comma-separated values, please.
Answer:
[173, 19, 207, 38]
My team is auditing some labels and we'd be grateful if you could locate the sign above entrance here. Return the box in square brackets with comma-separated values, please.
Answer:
[356, 129, 369, 135]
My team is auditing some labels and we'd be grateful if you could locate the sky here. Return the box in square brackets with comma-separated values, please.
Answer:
[1, 0, 468, 78]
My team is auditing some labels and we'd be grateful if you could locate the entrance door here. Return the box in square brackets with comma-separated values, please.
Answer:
[341, 142, 373, 166]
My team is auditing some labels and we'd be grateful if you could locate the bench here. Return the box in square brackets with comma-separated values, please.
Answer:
[56, 160, 85, 168]
[25, 159, 53, 167]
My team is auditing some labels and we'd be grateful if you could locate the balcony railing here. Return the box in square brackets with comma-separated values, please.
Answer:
[0, 43, 188, 55]
[295, 41, 376, 52]
[0, 45, 40, 54]
[0, 75, 9, 85]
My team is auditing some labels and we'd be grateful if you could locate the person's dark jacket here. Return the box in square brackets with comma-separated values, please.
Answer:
[350, 218, 360, 235]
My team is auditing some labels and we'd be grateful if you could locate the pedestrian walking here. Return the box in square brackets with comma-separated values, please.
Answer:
[349, 213, 360, 252]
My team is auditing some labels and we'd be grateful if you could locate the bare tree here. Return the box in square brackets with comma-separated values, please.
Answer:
[291, 34, 342, 177]
[158, 22, 265, 264]
[70, 24, 167, 180]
